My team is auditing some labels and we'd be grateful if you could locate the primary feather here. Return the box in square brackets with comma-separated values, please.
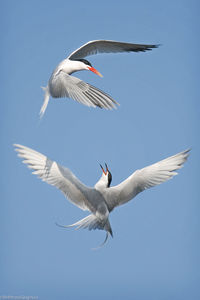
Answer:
[14, 144, 189, 247]
[104, 149, 190, 211]
[40, 39, 159, 117]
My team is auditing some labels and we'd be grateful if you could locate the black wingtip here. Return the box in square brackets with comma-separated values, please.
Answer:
[126, 44, 161, 52]
[146, 44, 161, 49]
[143, 44, 161, 51]
[154, 43, 162, 48]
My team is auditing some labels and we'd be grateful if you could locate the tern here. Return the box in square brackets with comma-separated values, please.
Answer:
[14, 144, 189, 248]
[40, 40, 159, 117]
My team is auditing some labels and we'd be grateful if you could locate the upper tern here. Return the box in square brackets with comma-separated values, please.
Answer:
[40, 40, 159, 117]
[14, 144, 189, 248]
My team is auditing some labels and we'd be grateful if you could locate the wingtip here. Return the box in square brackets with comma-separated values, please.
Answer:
[180, 148, 191, 159]
[154, 44, 162, 48]
[13, 143, 22, 151]
[185, 148, 191, 153]
[183, 148, 191, 160]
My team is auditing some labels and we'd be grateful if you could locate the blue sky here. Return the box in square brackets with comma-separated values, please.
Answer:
[1, 0, 199, 299]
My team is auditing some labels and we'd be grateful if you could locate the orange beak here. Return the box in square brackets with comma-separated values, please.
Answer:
[88, 67, 103, 77]
[100, 163, 108, 175]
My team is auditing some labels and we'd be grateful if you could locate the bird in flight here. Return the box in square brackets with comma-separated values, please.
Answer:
[40, 40, 159, 118]
[14, 144, 189, 248]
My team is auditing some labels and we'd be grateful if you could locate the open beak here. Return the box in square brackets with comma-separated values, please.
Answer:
[100, 163, 108, 175]
[88, 67, 103, 77]
[105, 163, 108, 173]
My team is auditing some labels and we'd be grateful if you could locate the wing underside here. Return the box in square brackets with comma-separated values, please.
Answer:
[14, 144, 92, 211]
[49, 72, 119, 109]
[105, 149, 190, 211]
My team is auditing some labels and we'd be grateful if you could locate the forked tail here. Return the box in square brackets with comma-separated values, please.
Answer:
[40, 86, 50, 118]
[55, 214, 113, 249]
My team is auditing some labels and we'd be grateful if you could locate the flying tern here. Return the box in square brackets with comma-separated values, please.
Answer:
[14, 144, 189, 248]
[40, 40, 159, 117]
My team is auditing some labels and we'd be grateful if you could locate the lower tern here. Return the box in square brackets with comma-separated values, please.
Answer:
[14, 144, 189, 248]
[40, 40, 159, 118]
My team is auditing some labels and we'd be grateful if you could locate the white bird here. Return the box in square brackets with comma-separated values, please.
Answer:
[40, 40, 159, 117]
[14, 144, 189, 248]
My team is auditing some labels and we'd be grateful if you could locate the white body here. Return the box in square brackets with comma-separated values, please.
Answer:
[14, 144, 189, 247]
[40, 40, 159, 117]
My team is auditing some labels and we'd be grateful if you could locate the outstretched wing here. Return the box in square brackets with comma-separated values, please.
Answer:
[49, 71, 119, 109]
[105, 149, 190, 211]
[14, 144, 93, 211]
[68, 40, 159, 60]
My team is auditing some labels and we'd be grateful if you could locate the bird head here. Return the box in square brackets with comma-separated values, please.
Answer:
[76, 58, 103, 77]
[95, 163, 112, 190]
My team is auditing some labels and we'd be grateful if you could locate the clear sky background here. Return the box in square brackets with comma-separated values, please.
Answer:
[1, 0, 199, 299]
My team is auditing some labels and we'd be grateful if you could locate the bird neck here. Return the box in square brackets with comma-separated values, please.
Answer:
[57, 59, 87, 75]
[95, 175, 108, 191]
